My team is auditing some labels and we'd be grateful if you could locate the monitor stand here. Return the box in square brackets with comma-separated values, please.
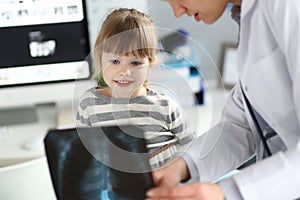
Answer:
[55, 101, 77, 129]
[0, 106, 38, 126]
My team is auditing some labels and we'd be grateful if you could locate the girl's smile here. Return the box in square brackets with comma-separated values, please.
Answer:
[113, 79, 135, 87]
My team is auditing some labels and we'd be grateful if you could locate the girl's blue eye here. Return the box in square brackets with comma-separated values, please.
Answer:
[111, 59, 120, 64]
[131, 61, 142, 66]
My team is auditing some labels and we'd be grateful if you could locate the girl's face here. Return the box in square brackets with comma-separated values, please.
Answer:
[101, 52, 152, 98]
[164, 0, 230, 24]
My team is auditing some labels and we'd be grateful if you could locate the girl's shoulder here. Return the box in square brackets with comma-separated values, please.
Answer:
[81, 87, 111, 99]
[78, 87, 96, 100]
[78, 87, 111, 109]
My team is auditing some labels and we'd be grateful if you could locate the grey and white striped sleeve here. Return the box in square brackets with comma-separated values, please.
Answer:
[76, 100, 91, 127]
[169, 101, 196, 145]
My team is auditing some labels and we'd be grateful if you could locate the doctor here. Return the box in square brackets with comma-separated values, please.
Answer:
[147, 0, 300, 199]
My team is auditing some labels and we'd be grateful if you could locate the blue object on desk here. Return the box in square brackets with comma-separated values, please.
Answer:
[159, 29, 204, 105]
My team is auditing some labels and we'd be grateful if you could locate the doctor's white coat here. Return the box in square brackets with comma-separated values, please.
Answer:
[186, 0, 300, 199]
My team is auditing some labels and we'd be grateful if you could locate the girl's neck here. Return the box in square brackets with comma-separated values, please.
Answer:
[97, 87, 148, 98]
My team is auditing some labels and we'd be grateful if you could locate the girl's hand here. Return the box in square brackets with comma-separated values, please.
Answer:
[152, 157, 189, 187]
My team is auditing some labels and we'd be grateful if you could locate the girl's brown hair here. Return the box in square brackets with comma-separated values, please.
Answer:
[93, 8, 157, 82]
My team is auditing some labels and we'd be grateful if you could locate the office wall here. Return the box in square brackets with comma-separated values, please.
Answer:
[85, 0, 149, 47]
[85, 0, 238, 81]
[147, 1, 239, 80]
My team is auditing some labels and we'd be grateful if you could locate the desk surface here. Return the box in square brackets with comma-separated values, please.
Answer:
[184, 87, 227, 135]
[0, 104, 56, 167]
[0, 87, 228, 167]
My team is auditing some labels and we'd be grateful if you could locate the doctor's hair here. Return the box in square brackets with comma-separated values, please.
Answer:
[92, 8, 158, 82]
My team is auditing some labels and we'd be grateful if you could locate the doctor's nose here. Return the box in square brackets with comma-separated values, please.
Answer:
[170, 3, 187, 18]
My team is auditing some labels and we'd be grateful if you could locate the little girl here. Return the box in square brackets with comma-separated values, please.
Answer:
[76, 8, 195, 169]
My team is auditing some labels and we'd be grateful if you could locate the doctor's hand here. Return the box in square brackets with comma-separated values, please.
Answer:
[152, 157, 189, 187]
[146, 182, 225, 200]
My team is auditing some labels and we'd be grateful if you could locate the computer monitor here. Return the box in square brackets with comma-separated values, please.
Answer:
[0, 0, 91, 126]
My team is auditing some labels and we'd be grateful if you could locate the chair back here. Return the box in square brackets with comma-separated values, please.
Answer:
[0, 157, 56, 200]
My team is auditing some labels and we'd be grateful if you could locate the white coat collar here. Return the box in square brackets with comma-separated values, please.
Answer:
[241, 0, 256, 19]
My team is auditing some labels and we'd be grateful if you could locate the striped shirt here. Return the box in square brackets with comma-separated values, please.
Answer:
[76, 87, 195, 169]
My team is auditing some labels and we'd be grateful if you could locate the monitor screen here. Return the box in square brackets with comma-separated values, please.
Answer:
[0, 0, 91, 87]
[0, 0, 91, 126]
